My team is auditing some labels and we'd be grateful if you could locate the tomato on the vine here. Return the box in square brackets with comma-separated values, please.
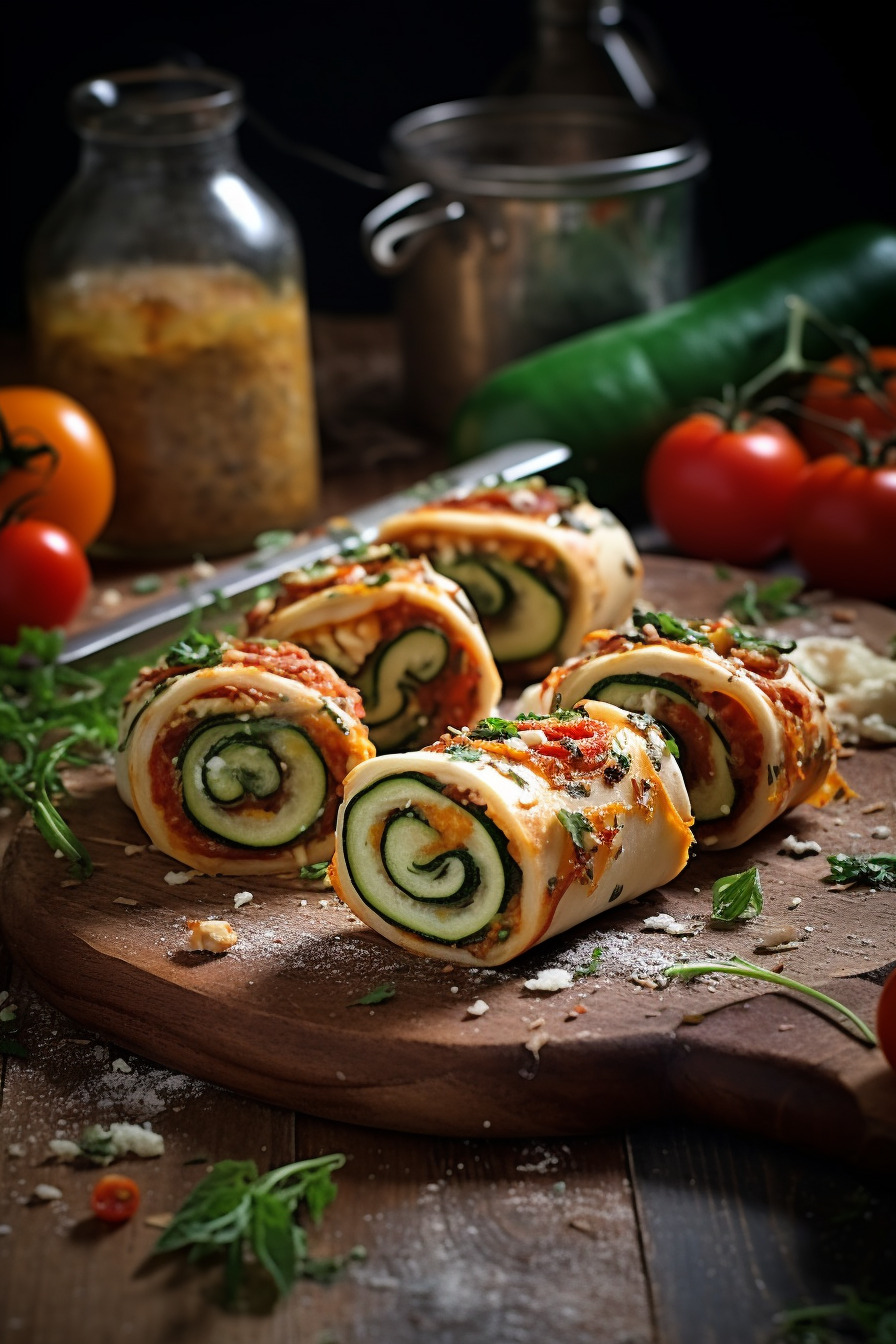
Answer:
[0, 519, 91, 644]
[800, 348, 896, 459]
[90, 1174, 141, 1224]
[645, 411, 809, 565]
[786, 454, 896, 601]
[0, 387, 114, 548]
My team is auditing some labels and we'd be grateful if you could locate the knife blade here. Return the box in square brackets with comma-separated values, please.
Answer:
[60, 440, 571, 666]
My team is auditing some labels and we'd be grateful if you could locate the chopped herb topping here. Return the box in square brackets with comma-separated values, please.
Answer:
[633, 610, 711, 646]
[365, 572, 391, 587]
[350, 983, 395, 1006]
[824, 853, 896, 889]
[557, 809, 594, 850]
[468, 716, 522, 741]
[574, 946, 603, 978]
[446, 744, 486, 763]
[608, 884, 624, 903]
[253, 529, 294, 551]
[298, 861, 331, 882]
[320, 701, 350, 735]
[711, 866, 764, 922]
[724, 575, 808, 624]
[131, 574, 162, 594]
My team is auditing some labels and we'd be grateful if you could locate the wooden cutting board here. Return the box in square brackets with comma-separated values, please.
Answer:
[2, 556, 896, 1165]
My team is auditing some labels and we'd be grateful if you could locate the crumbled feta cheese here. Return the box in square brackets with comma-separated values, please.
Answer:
[110, 1058, 132, 1074]
[519, 728, 547, 747]
[33, 1185, 63, 1201]
[778, 834, 822, 858]
[788, 897, 802, 909]
[524, 968, 574, 993]
[106, 1123, 164, 1159]
[100, 587, 123, 608]
[643, 913, 692, 936]
[466, 1000, 490, 1017]
[872, 826, 892, 840]
[186, 919, 237, 954]
[191, 558, 216, 580]
[233, 891, 254, 909]
[7, 1143, 26, 1159]
[792, 636, 896, 744]
[165, 870, 200, 886]
[48, 1140, 82, 1161]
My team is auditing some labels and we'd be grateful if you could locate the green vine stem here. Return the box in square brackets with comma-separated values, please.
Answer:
[663, 955, 878, 1046]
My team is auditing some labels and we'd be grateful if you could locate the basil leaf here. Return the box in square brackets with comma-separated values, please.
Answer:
[250, 1190, 297, 1298]
[350, 983, 395, 1006]
[711, 867, 764, 922]
[557, 809, 594, 850]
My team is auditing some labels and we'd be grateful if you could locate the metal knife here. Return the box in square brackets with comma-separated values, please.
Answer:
[60, 440, 571, 666]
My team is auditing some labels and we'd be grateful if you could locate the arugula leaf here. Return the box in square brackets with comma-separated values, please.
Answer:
[153, 1154, 350, 1307]
[663, 956, 877, 1045]
[725, 575, 808, 624]
[711, 867, 764, 922]
[350, 983, 395, 1006]
[298, 861, 331, 882]
[825, 853, 896, 889]
[557, 809, 594, 850]
[574, 947, 603, 978]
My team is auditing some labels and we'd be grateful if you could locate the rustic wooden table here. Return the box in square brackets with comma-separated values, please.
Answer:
[0, 317, 894, 1344]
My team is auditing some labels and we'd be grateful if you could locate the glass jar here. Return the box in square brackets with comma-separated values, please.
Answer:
[29, 66, 320, 560]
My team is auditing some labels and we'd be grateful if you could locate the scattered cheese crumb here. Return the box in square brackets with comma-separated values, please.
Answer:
[53, 849, 64, 860]
[466, 1000, 490, 1017]
[643, 913, 693, 936]
[111, 1058, 132, 1074]
[33, 1185, 63, 1202]
[7, 1143, 26, 1159]
[165, 870, 200, 886]
[792, 636, 896, 743]
[524, 968, 574, 993]
[788, 897, 802, 910]
[0, 1225, 11, 1235]
[233, 891, 254, 909]
[48, 1140, 82, 1161]
[123, 844, 145, 857]
[872, 826, 892, 840]
[191, 558, 216, 580]
[99, 587, 123, 608]
[779, 834, 822, 858]
[186, 919, 238, 954]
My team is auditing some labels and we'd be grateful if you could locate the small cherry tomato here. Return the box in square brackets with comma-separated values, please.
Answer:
[800, 349, 896, 458]
[90, 1174, 141, 1224]
[0, 387, 115, 548]
[645, 411, 809, 565]
[786, 454, 896, 601]
[877, 966, 896, 1072]
[0, 519, 91, 644]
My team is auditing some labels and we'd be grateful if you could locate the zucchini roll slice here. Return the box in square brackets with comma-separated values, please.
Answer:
[245, 548, 501, 753]
[331, 702, 693, 967]
[378, 476, 642, 677]
[524, 615, 847, 849]
[117, 637, 374, 875]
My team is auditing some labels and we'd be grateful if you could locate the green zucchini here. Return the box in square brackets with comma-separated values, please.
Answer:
[450, 224, 896, 505]
[180, 716, 327, 848]
[342, 773, 520, 943]
[437, 554, 564, 662]
[582, 673, 735, 822]
[356, 626, 449, 752]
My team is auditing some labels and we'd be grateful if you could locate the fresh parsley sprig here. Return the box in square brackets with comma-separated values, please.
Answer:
[153, 1154, 357, 1307]
[825, 854, 896, 890]
[711, 867, 764, 922]
[663, 955, 877, 1046]
[725, 576, 809, 625]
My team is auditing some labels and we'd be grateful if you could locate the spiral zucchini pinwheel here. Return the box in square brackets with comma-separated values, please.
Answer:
[330, 703, 693, 966]
[377, 476, 642, 676]
[245, 547, 501, 753]
[523, 613, 847, 849]
[117, 637, 374, 875]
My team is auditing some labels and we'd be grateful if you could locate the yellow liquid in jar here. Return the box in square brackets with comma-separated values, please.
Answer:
[31, 264, 320, 559]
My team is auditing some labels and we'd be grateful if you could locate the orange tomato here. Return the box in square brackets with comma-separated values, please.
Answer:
[0, 387, 114, 547]
[800, 348, 896, 458]
[90, 1174, 140, 1224]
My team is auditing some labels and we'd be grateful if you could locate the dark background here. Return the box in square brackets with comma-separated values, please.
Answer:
[2, 0, 894, 326]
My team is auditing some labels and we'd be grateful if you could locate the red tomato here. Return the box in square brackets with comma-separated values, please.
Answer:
[800, 349, 896, 458]
[90, 1174, 141, 1224]
[0, 520, 91, 644]
[878, 966, 896, 1072]
[0, 387, 115, 548]
[645, 412, 809, 565]
[786, 455, 896, 601]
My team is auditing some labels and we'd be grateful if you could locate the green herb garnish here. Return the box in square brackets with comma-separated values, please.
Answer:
[446, 744, 485, 763]
[350, 984, 395, 1006]
[725, 575, 808, 624]
[468, 716, 522, 741]
[825, 854, 896, 890]
[557, 809, 594, 851]
[711, 866, 764, 922]
[153, 1155, 355, 1307]
[773, 1286, 896, 1342]
[131, 574, 162, 594]
[633, 611, 711, 646]
[165, 629, 224, 669]
[574, 947, 603, 978]
[253, 529, 294, 551]
[298, 861, 331, 883]
[663, 956, 877, 1046]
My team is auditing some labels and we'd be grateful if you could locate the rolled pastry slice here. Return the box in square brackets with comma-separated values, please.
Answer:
[331, 702, 693, 967]
[117, 637, 374, 875]
[245, 547, 501, 753]
[524, 616, 847, 849]
[378, 476, 642, 677]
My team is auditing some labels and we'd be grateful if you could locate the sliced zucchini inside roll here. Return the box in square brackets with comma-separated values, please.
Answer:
[356, 627, 449, 751]
[180, 716, 327, 848]
[584, 673, 736, 822]
[437, 554, 564, 662]
[342, 773, 520, 943]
